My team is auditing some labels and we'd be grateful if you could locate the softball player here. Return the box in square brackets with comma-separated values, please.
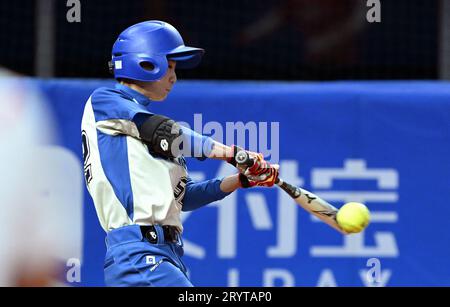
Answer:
[81, 20, 278, 287]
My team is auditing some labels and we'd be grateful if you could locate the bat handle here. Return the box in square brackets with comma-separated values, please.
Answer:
[235, 150, 255, 168]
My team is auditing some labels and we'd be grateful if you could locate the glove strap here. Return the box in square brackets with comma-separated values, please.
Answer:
[227, 145, 243, 167]
[238, 173, 252, 188]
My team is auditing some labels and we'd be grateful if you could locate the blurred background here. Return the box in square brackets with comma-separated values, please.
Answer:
[1, 0, 446, 80]
[1, 0, 450, 287]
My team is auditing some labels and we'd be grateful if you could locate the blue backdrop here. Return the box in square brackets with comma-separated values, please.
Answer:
[32, 79, 450, 286]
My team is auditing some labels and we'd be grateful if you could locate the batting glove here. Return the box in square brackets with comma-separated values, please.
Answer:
[239, 163, 279, 188]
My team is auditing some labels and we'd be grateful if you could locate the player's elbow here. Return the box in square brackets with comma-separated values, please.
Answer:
[181, 198, 197, 212]
[139, 114, 183, 159]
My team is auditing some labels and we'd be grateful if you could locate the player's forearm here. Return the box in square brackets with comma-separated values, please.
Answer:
[207, 141, 233, 160]
[179, 126, 241, 161]
[182, 177, 233, 212]
[219, 174, 241, 193]
[180, 127, 232, 160]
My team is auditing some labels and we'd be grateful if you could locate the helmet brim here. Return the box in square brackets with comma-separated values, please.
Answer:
[167, 46, 205, 69]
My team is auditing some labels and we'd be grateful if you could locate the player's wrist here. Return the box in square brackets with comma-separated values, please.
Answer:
[226, 145, 242, 166]
[238, 173, 253, 188]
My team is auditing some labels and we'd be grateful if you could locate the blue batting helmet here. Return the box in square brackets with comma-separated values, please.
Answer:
[109, 20, 204, 81]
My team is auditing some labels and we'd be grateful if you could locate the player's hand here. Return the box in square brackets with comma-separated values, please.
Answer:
[239, 162, 279, 188]
[226, 145, 260, 170]
[227, 145, 279, 188]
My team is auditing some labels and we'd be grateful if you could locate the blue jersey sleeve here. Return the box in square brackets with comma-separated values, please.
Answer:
[182, 177, 231, 212]
[180, 126, 215, 161]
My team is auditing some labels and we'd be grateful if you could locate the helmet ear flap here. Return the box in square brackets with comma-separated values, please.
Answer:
[139, 61, 155, 72]
[136, 55, 167, 81]
[111, 54, 168, 81]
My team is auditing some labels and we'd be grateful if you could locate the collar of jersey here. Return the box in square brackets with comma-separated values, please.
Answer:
[115, 83, 151, 106]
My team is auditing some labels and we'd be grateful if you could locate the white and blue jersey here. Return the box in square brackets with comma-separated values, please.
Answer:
[81, 83, 230, 234]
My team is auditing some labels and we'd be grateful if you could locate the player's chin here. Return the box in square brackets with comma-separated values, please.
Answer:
[152, 93, 169, 102]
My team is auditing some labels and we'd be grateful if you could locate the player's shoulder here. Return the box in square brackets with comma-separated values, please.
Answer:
[87, 84, 152, 122]
[90, 86, 130, 105]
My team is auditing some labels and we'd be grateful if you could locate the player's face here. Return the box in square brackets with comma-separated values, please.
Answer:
[138, 60, 177, 101]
